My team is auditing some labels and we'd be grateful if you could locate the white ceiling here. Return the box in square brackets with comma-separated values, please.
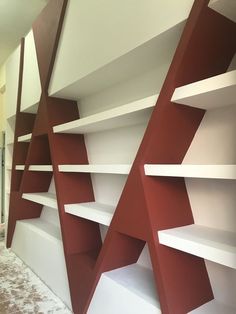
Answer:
[0, 0, 48, 66]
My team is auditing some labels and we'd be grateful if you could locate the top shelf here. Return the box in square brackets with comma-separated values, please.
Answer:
[144, 164, 236, 180]
[171, 70, 236, 110]
[53, 94, 158, 134]
[209, 0, 236, 23]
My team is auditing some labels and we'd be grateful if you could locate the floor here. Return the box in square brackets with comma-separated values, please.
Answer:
[0, 232, 72, 314]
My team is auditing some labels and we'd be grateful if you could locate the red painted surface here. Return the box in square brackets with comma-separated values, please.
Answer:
[7, 0, 236, 313]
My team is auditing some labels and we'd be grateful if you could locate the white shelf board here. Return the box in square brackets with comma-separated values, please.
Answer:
[29, 165, 53, 171]
[144, 164, 236, 180]
[65, 202, 115, 226]
[21, 102, 39, 114]
[18, 133, 32, 142]
[89, 263, 160, 313]
[189, 299, 236, 314]
[16, 217, 61, 241]
[59, 164, 131, 175]
[104, 264, 160, 311]
[171, 70, 236, 110]
[15, 165, 25, 170]
[22, 192, 57, 209]
[53, 94, 158, 134]
[209, 0, 236, 23]
[158, 224, 236, 269]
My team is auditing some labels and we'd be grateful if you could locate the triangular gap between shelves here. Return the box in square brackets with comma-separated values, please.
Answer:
[83, 1, 236, 314]
[6, 38, 43, 247]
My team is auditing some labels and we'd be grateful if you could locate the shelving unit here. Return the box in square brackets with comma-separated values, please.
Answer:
[22, 192, 57, 209]
[158, 224, 236, 269]
[58, 164, 131, 174]
[6, 1, 236, 314]
[53, 94, 158, 134]
[171, 70, 236, 109]
[144, 164, 236, 179]
[65, 202, 115, 226]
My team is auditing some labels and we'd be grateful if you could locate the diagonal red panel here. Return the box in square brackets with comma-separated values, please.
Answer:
[33, 0, 68, 91]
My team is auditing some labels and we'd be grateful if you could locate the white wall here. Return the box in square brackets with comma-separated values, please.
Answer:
[5, 45, 20, 119]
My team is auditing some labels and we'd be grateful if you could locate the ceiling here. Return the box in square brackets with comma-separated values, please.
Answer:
[0, 0, 48, 66]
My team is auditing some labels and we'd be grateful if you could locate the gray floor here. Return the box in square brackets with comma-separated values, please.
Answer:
[0, 233, 72, 314]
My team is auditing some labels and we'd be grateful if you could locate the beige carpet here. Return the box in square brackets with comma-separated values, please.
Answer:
[0, 235, 72, 314]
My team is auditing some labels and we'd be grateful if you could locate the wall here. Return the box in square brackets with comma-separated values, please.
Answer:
[0, 64, 6, 146]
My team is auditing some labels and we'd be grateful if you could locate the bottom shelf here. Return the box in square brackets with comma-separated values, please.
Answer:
[88, 264, 160, 314]
[189, 300, 236, 314]
[11, 217, 71, 309]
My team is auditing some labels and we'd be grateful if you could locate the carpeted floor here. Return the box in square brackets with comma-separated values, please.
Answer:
[0, 234, 72, 314]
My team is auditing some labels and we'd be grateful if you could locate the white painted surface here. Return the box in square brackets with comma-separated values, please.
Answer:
[182, 57, 236, 306]
[65, 202, 115, 226]
[183, 104, 236, 164]
[22, 192, 57, 209]
[49, 0, 194, 98]
[12, 218, 71, 309]
[158, 224, 236, 269]
[21, 30, 41, 113]
[172, 70, 236, 110]
[189, 299, 236, 314]
[209, 0, 236, 22]
[18, 133, 32, 142]
[144, 164, 236, 179]
[29, 165, 53, 171]
[5, 45, 20, 119]
[59, 164, 131, 174]
[88, 264, 160, 314]
[15, 165, 25, 170]
[184, 179, 236, 233]
[53, 94, 158, 134]
[205, 261, 236, 308]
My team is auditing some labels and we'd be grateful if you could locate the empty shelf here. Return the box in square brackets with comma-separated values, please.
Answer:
[53, 95, 158, 134]
[59, 164, 131, 175]
[189, 299, 236, 314]
[15, 217, 62, 242]
[209, 0, 236, 23]
[158, 224, 236, 269]
[29, 165, 53, 171]
[171, 70, 236, 109]
[15, 165, 25, 170]
[89, 263, 160, 313]
[144, 164, 236, 180]
[22, 192, 57, 209]
[65, 202, 115, 226]
[18, 133, 32, 142]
